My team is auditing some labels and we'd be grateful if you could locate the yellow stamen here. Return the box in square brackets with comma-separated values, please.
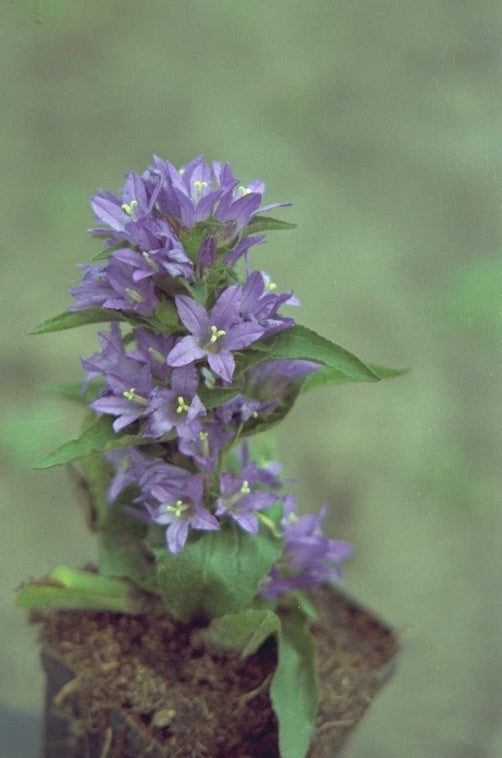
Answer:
[121, 199, 138, 217]
[142, 251, 159, 271]
[193, 180, 208, 201]
[209, 324, 226, 344]
[122, 388, 148, 406]
[166, 499, 187, 518]
[148, 346, 165, 364]
[240, 480, 251, 495]
[176, 396, 189, 414]
[125, 287, 144, 303]
[198, 431, 209, 457]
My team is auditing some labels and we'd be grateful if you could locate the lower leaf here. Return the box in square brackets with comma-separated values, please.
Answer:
[152, 521, 282, 622]
[270, 608, 319, 758]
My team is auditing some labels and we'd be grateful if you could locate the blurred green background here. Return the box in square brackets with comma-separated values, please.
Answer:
[1, 1, 501, 756]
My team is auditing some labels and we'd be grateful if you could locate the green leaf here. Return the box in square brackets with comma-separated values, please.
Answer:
[152, 299, 180, 332]
[249, 325, 379, 383]
[28, 307, 124, 335]
[198, 384, 241, 409]
[33, 415, 147, 469]
[98, 488, 158, 593]
[300, 362, 408, 393]
[242, 215, 297, 235]
[40, 379, 104, 404]
[271, 608, 318, 758]
[197, 608, 280, 658]
[369, 363, 410, 379]
[69, 451, 112, 530]
[289, 591, 319, 623]
[180, 219, 225, 259]
[16, 566, 143, 613]
[92, 241, 128, 261]
[152, 521, 283, 622]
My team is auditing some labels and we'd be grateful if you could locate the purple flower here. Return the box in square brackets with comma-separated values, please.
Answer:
[178, 419, 232, 470]
[212, 271, 296, 344]
[215, 464, 277, 534]
[128, 328, 176, 382]
[89, 172, 157, 244]
[145, 364, 205, 440]
[81, 322, 133, 387]
[111, 236, 193, 283]
[260, 496, 353, 599]
[223, 234, 266, 267]
[105, 446, 158, 501]
[215, 394, 266, 425]
[90, 364, 153, 432]
[139, 471, 219, 554]
[233, 442, 283, 489]
[167, 291, 265, 383]
[143, 155, 291, 234]
[70, 260, 159, 316]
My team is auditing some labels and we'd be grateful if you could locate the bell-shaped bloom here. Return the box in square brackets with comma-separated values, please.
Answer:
[167, 291, 265, 383]
[90, 364, 153, 432]
[70, 260, 159, 316]
[139, 471, 219, 554]
[215, 464, 277, 534]
[145, 365, 205, 440]
[260, 496, 353, 599]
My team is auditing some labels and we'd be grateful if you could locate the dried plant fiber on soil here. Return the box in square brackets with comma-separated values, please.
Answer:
[34, 586, 398, 758]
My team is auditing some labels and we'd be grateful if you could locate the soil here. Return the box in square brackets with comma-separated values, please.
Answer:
[33, 586, 399, 758]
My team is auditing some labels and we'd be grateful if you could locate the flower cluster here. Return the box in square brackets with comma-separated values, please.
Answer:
[74, 156, 352, 597]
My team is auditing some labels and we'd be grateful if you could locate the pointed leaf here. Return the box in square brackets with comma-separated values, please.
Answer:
[152, 521, 282, 622]
[40, 380, 104, 404]
[369, 363, 410, 379]
[271, 608, 318, 758]
[15, 566, 143, 613]
[242, 215, 297, 235]
[198, 608, 280, 658]
[33, 415, 147, 469]
[92, 241, 129, 262]
[198, 384, 241, 409]
[300, 362, 408, 393]
[248, 324, 379, 383]
[29, 308, 124, 335]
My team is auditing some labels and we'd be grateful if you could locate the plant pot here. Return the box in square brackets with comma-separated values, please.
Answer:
[34, 586, 399, 758]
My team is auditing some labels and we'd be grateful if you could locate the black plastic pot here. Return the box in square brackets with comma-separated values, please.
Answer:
[38, 587, 399, 758]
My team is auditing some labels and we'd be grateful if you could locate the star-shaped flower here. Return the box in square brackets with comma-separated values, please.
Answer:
[215, 464, 277, 534]
[145, 365, 205, 440]
[140, 472, 219, 554]
[167, 291, 265, 383]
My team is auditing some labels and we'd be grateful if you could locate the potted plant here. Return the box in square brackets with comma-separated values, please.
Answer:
[18, 155, 400, 758]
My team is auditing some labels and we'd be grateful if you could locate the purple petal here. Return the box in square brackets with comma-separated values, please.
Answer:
[166, 521, 189, 554]
[171, 364, 199, 396]
[91, 195, 128, 231]
[175, 295, 209, 336]
[191, 507, 220, 532]
[225, 321, 265, 350]
[232, 511, 259, 534]
[208, 351, 235, 383]
[167, 336, 205, 367]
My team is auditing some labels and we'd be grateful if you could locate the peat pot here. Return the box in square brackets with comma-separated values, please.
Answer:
[34, 586, 399, 758]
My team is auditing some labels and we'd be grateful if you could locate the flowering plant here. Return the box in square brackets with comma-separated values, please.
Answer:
[18, 156, 399, 758]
